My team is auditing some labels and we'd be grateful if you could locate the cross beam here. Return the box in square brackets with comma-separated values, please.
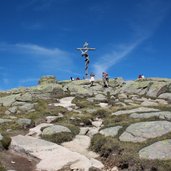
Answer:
[76, 48, 96, 50]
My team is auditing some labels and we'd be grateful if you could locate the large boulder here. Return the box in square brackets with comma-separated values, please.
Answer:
[119, 121, 171, 142]
[139, 139, 171, 160]
[63, 80, 94, 97]
[0, 94, 20, 107]
[99, 126, 122, 137]
[16, 93, 32, 102]
[159, 93, 171, 102]
[146, 81, 168, 98]
[16, 118, 35, 128]
[10, 135, 104, 171]
[42, 125, 71, 136]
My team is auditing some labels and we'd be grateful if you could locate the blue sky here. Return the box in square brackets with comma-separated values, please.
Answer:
[0, 0, 171, 90]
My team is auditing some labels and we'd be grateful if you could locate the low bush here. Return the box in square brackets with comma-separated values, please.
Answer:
[92, 109, 110, 119]
[42, 132, 73, 144]
[0, 134, 11, 150]
[90, 134, 120, 158]
[41, 123, 79, 144]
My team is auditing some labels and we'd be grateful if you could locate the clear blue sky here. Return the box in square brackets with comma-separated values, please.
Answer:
[0, 0, 171, 90]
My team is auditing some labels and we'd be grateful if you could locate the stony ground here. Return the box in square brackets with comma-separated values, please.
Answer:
[0, 77, 171, 171]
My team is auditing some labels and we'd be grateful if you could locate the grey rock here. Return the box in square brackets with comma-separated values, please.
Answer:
[159, 93, 171, 101]
[46, 116, 60, 123]
[16, 118, 34, 128]
[141, 100, 158, 107]
[119, 121, 171, 142]
[94, 94, 107, 102]
[146, 82, 168, 98]
[16, 93, 32, 102]
[18, 103, 35, 112]
[0, 94, 20, 107]
[100, 126, 122, 137]
[118, 93, 127, 100]
[130, 111, 171, 119]
[139, 139, 171, 160]
[42, 125, 71, 136]
[0, 118, 13, 124]
[112, 107, 160, 116]
[0, 133, 3, 140]
[7, 106, 18, 114]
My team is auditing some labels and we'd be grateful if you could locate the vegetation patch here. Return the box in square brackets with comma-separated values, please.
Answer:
[92, 109, 110, 119]
[0, 134, 11, 150]
[41, 123, 79, 144]
[90, 131, 171, 170]
[72, 97, 93, 108]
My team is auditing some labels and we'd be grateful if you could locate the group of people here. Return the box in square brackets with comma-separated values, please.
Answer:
[138, 74, 145, 80]
[89, 72, 109, 87]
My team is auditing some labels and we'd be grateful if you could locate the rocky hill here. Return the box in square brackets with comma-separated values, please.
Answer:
[0, 76, 171, 171]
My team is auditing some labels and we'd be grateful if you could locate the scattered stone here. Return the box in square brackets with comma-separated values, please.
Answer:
[0, 118, 13, 124]
[94, 94, 107, 102]
[112, 107, 160, 116]
[91, 119, 103, 128]
[139, 139, 171, 160]
[100, 126, 122, 137]
[18, 103, 35, 113]
[119, 121, 171, 142]
[159, 93, 171, 101]
[118, 93, 127, 100]
[0, 94, 20, 107]
[141, 100, 158, 107]
[146, 82, 168, 98]
[130, 111, 171, 119]
[46, 116, 59, 123]
[16, 93, 32, 102]
[155, 99, 168, 105]
[6, 106, 18, 114]
[54, 96, 76, 111]
[16, 118, 34, 128]
[98, 103, 108, 108]
[111, 166, 119, 171]
[27, 123, 53, 138]
[42, 125, 71, 136]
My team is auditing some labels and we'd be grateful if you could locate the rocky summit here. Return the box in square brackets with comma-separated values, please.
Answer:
[0, 76, 171, 171]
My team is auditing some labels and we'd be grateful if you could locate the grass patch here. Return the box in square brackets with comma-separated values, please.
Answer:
[92, 109, 110, 119]
[41, 123, 79, 144]
[90, 133, 171, 170]
[0, 163, 5, 171]
[0, 134, 11, 150]
[72, 97, 94, 109]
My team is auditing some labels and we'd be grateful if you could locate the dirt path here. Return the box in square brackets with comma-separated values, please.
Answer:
[0, 150, 39, 171]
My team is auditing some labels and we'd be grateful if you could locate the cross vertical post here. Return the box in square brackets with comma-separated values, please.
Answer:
[76, 42, 95, 79]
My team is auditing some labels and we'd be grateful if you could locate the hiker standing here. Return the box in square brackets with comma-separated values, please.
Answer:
[102, 72, 109, 87]
[90, 73, 95, 86]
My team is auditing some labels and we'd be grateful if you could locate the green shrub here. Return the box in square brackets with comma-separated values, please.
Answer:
[69, 114, 93, 126]
[90, 133, 120, 158]
[41, 123, 79, 144]
[42, 132, 73, 144]
[0, 163, 5, 171]
[0, 134, 11, 150]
